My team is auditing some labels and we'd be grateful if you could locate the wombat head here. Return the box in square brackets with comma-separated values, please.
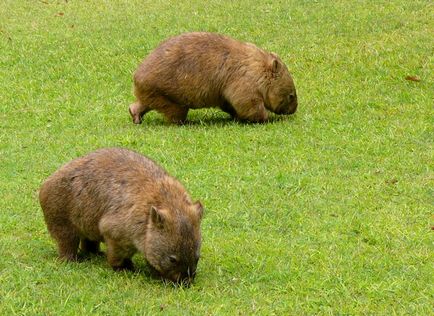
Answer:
[145, 202, 203, 284]
[264, 53, 298, 115]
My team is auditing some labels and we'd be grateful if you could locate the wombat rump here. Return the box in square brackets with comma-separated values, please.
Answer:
[129, 32, 298, 124]
[39, 148, 203, 284]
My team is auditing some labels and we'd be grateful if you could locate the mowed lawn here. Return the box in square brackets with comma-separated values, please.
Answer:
[0, 0, 432, 314]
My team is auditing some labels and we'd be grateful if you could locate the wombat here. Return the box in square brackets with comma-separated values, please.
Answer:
[129, 32, 297, 124]
[39, 148, 203, 284]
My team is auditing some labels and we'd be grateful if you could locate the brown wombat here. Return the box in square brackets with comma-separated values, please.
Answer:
[39, 147, 203, 284]
[129, 32, 297, 124]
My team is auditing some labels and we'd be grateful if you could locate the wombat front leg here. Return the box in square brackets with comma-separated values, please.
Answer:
[233, 98, 269, 123]
[105, 237, 135, 271]
[224, 86, 269, 122]
[157, 102, 189, 124]
[220, 101, 237, 119]
[80, 238, 102, 256]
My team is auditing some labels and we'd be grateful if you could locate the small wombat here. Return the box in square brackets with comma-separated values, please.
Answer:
[129, 32, 297, 124]
[39, 148, 203, 284]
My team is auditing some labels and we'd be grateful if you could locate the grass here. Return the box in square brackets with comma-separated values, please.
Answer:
[0, 0, 432, 314]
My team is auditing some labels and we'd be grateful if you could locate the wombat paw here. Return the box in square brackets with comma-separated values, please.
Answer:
[112, 258, 135, 271]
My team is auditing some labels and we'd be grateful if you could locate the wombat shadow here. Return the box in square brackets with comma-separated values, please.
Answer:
[138, 111, 296, 127]
[44, 250, 181, 285]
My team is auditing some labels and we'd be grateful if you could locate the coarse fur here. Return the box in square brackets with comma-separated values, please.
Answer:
[39, 148, 203, 284]
[129, 32, 298, 124]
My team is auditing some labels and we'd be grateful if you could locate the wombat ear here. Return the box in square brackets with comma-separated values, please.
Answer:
[271, 58, 280, 73]
[194, 201, 204, 220]
[150, 206, 165, 228]
[269, 52, 281, 73]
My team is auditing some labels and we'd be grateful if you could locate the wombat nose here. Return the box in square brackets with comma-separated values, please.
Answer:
[287, 97, 298, 114]
[288, 103, 297, 114]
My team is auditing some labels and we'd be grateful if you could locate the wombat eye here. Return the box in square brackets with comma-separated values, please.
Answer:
[169, 255, 178, 264]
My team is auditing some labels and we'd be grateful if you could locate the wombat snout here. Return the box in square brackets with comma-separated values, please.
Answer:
[277, 93, 298, 115]
[167, 266, 197, 285]
[286, 95, 298, 114]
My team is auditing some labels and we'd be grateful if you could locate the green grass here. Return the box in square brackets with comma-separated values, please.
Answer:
[1, 0, 433, 314]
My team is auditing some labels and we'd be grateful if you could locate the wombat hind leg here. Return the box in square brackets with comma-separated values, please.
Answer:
[129, 101, 149, 124]
[56, 233, 80, 261]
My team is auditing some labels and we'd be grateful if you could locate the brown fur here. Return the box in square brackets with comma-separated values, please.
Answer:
[129, 32, 298, 124]
[39, 148, 203, 284]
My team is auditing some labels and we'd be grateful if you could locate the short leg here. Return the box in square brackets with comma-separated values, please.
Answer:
[50, 227, 80, 261]
[157, 103, 189, 124]
[130, 93, 188, 125]
[224, 86, 269, 123]
[120, 258, 134, 271]
[220, 101, 237, 119]
[129, 101, 150, 124]
[105, 237, 135, 271]
[80, 238, 102, 256]
[232, 98, 268, 123]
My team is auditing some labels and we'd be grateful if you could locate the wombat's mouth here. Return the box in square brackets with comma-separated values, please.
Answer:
[277, 101, 297, 115]
[160, 273, 195, 287]
[166, 271, 196, 285]
[149, 265, 196, 285]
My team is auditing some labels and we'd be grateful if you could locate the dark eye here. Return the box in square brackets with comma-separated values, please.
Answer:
[169, 255, 178, 264]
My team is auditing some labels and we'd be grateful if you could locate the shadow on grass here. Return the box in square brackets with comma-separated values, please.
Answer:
[133, 112, 296, 128]
[44, 250, 185, 286]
